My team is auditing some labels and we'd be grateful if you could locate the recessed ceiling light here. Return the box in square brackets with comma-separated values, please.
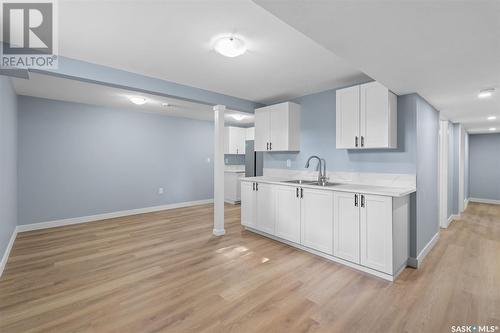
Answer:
[487, 116, 497, 120]
[230, 114, 247, 121]
[489, 127, 497, 131]
[214, 36, 247, 58]
[478, 88, 495, 98]
[129, 96, 147, 105]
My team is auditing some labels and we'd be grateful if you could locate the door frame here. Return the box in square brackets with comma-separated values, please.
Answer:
[438, 120, 449, 228]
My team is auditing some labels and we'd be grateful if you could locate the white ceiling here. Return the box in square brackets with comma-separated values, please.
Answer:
[55, 0, 369, 105]
[255, 0, 500, 133]
[12, 73, 254, 126]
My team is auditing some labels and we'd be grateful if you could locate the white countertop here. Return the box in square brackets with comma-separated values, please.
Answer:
[225, 169, 245, 173]
[241, 176, 415, 197]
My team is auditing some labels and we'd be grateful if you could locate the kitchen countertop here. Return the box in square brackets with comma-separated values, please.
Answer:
[224, 169, 246, 173]
[241, 176, 415, 197]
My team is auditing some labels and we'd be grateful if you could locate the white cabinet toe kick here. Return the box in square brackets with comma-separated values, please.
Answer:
[241, 180, 411, 282]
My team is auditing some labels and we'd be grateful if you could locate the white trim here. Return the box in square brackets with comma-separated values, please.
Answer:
[458, 125, 466, 213]
[464, 198, 469, 210]
[0, 228, 18, 278]
[469, 197, 500, 205]
[16, 199, 213, 233]
[246, 227, 399, 282]
[445, 214, 460, 228]
[438, 120, 449, 228]
[416, 232, 440, 268]
[212, 229, 226, 236]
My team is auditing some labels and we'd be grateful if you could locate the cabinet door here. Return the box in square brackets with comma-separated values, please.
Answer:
[333, 192, 360, 263]
[336, 85, 360, 149]
[254, 109, 270, 151]
[275, 185, 301, 243]
[241, 182, 256, 228]
[269, 104, 288, 151]
[300, 188, 334, 254]
[360, 82, 391, 148]
[360, 194, 393, 274]
[256, 183, 276, 234]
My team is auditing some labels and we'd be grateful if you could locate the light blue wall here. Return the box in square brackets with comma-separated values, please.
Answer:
[18, 96, 215, 225]
[415, 96, 439, 256]
[264, 90, 417, 174]
[469, 133, 500, 200]
[0, 76, 18, 258]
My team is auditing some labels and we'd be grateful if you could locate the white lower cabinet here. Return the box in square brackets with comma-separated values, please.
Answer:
[275, 185, 301, 243]
[255, 183, 276, 235]
[360, 194, 393, 274]
[333, 192, 360, 263]
[333, 192, 401, 275]
[240, 180, 409, 280]
[241, 182, 257, 228]
[300, 188, 334, 254]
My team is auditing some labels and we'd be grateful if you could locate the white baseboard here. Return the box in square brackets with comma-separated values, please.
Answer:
[411, 232, 440, 268]
[0, 228, 18, 278]
[469, 197, 500, 205]
[444, 214, 460, 229]
[464, 198, 469, 210]
[16, 199, 214, 233]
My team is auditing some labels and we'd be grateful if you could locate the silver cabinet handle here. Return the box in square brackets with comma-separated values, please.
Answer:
[300, 188, 303, 198]
[361, 194, 365, 208]
[256, 183, 258, 191]
[355, 136, 359, 147]
[354, 194, 358, 207]
[296, 187, 299, 198]
[266, 142, 269, 150]
[269, 142, 272, 150]
[253, 182, 255, 191]
[361, 136, 364, 147]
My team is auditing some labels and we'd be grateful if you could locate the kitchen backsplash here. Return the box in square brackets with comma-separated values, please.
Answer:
[225, 154, 245, 165]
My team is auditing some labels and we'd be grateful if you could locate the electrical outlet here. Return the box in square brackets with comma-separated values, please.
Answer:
[286, 159, 291, 168]
[158, 187, 164, 195]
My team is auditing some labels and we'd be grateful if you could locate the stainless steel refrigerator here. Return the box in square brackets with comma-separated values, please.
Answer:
[245, 140, 263, 177]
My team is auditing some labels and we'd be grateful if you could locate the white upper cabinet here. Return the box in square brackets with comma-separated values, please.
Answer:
[254, 102, 301, 152]
[224, 126, 246, 155]
[336, 81, 397, 149]
[336, 85, 360, 149]
[245, 127, 255, 141]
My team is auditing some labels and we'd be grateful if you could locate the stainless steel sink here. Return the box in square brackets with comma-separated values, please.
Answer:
[283, 179, 316, 185]
[283, 180, 340, 187]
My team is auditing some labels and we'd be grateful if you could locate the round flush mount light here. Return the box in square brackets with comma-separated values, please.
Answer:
[487, 116, 497, 120]
[129, 96, 147, 105]
[214, 36, 247, 58]
[231, 114, 247, 121]
[489, 127, 497, 131]
[478, 88, 495, 98]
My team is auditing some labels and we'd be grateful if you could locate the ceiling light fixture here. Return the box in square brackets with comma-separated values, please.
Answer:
[487, 116, 497, 120]
[214, 36, 247, 58]
[478, 88, 495, 98]
[129, 96, 147, 105]
[161, 102, 169, 107]
[489, 127, 497, 131]
[231, 114, 247, 121]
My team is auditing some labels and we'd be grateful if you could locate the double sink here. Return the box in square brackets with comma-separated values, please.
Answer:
[283, 179, 340, 187]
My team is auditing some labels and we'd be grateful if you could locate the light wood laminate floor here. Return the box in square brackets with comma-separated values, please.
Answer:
[0, 202, 499, 332]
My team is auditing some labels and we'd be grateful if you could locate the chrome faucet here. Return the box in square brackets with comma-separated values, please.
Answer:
[305, 156, 328, 185]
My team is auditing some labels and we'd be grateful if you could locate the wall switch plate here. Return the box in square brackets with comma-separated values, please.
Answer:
[158, 187, 164, 195]
[286, 159, 291, 168]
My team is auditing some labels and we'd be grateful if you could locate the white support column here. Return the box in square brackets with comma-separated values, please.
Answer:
[213, 105, 226, 236]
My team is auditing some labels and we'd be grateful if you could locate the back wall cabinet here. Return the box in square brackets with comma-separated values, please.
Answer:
[336, 81, 397, 149]
[254, 102, 301, 152]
